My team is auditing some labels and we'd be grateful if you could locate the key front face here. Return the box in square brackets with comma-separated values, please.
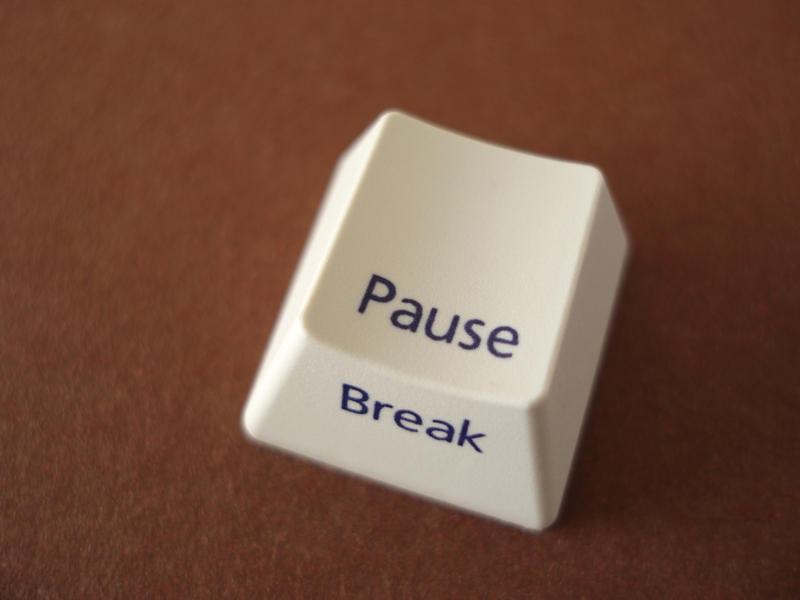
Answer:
[250, 334, 544, 527]
[304, 113, 600, 404]
[243, 111, 629, 530]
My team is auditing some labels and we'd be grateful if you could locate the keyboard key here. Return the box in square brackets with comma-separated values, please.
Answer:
[242, 110, 629, 530]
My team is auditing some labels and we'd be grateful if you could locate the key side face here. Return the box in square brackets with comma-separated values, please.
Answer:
[303, 113, 601, 404]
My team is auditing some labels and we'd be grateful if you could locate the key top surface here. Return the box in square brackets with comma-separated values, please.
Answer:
[242, 110, 629, 530]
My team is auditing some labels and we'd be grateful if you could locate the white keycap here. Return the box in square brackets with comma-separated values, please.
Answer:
[242, 111, 629, 530]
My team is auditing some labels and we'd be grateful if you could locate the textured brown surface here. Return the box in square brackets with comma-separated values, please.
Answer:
[2, 1, 799, 598]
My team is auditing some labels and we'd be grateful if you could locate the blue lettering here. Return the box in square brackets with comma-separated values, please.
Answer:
[457, 318, 485, 350]
[358, 274, 396, 314]
[457, 419, 485, 453]
[341, 383, 369, 414]
[390, 298, 423, 332]
[424, 308, 460, 343]
[356, 274, 518, 358]
[340, 382, 486, 453]
[394, 409, 423, 432]
[425, 419, 455, 442]
[487, 326, 519, 358]
[373, 400, 393, 420]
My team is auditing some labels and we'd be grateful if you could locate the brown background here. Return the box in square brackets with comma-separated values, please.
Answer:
[2, 1, 799, 598]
